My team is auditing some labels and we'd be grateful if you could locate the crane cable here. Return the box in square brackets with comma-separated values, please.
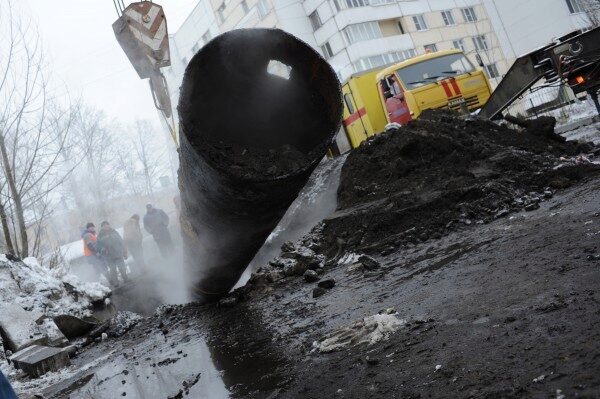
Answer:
[112, 0, 126, 17]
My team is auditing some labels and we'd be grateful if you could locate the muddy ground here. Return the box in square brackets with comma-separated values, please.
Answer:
[21, 114, 600, 398]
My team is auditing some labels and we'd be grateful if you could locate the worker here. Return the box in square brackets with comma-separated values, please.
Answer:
[123, 214, 146, 271]
[97, 221, 129, 286]
[81, 222, 106, 280]
[143, 204, 174, 257]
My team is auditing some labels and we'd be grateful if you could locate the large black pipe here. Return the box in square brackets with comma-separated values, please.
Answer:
[178, 28, 342, 300]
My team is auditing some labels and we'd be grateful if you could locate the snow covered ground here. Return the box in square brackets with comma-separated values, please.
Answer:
[563, 121, 600, 144]
[0, 255, 110, 318]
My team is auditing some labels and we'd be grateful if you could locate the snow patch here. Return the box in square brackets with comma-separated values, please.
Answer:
[337, 252, 361, 265]
[0, 254, 110, 318]
[313, 312, 406, 353]
[109, 311, 143, 337]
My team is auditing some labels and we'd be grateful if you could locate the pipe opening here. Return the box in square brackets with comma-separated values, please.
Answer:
[178, 28, 342, 182]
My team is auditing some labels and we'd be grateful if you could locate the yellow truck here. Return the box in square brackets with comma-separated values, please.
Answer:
[341, 49, 492, 148]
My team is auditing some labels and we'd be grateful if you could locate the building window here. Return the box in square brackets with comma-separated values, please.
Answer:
[217, 4, 226, 23]
[424, 43, 438, 53]
[333, 0, 386, 10]
[202, 31, 212, 43]
[321, 42, 334, 59]
[192, 43, 200, 53]
[353, 49, 416, 72]
[241, 0, 250, 13]
[397, 20, 405, 34]
[565, 0, 584, 13]
[412, 14, 427, 31]
[257, 0, 270, 18]
[369, 0, 395, 6]
[441, 10, 455, 26]
[485, 63, 500, 78]
[343, 21, 382, 45]
[461, 7, 477, 22]
[344, 93, 355, 114]
[473, 35, 489, 51]
[309, 10, 322, 30]
[452, 38, 466, 52]
[182, 57, 188, 65]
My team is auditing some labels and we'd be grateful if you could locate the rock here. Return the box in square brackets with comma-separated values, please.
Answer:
[265, 270, 284, 283]
[38, 317, 69, 348]
[281, 241, 295, 253]
[283, 261, 299, 277]
[358, 255, 380, 271]
[525, 203, 540, 211]
[318, 279, 336, 289]
[365, 356, 379, 365]
[303, 270, 319, 283]
[218, 296, 238, 308]
[495, 209, 510, 218]
[312, 287, 327, 298]
[10, 345, 71, 378]
[268, 257, 286, 268]
[0, 303, 47, 352]
[108, 311, 143, 337]
[543, 190, 553, 199]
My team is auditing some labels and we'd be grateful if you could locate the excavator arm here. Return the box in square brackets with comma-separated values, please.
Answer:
[479, 26, 600, 120]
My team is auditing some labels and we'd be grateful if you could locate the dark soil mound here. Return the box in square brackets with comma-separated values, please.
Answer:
[324, 110, 600, 255]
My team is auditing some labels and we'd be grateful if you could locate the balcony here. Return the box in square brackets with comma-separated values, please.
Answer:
[345, 34, 413, 62]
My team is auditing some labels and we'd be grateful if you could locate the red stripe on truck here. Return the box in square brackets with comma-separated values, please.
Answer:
[343, 107, 366, 126]
[440, 81, 452, 98]
[450, 79, 462, 96]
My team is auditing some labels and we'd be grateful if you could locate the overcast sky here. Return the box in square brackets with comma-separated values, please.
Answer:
[21, 0, 199, 126]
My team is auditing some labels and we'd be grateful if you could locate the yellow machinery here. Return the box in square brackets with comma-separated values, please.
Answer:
[341, 68, 389, 148]
[340, 49, 492, 149]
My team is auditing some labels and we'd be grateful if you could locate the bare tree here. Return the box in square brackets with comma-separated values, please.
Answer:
[116, 143, 143, 197]
[131, 120, 167, 197]
[0, 2, 78, 257]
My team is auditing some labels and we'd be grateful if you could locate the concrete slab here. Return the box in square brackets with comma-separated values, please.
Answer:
[38, 318, 69, 348]
[10, 345, 71, 378]
[557, 115, 600, 134]
[0, 304, 47, 352]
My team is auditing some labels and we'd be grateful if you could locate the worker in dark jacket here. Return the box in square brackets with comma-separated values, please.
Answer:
[123, 214, 146, 271]
[97, 221, 129, 286]
[143, 204, 174, 257]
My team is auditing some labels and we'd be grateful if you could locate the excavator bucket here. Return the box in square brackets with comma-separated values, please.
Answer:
[112, 1, 172, 117]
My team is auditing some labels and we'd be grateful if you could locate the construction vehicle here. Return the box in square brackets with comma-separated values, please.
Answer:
[341, 49, 492, 149]
[111, 0, 177, 144]
[479, 26, 600, 120]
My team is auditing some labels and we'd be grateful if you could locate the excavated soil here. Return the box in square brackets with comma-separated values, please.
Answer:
[324, 111, 599, 255]
[20, 113, 600, 399]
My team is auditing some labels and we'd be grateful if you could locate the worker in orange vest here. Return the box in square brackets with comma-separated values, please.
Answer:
[81, 222, 106, 280]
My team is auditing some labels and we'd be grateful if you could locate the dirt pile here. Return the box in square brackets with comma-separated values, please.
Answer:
[323, 110, 600, 255]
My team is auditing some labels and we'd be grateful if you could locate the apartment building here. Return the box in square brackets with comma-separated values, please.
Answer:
[163, 0, 593, 113]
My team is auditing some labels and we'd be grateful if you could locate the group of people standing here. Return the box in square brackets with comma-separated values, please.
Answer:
[81, 204, 174, 286]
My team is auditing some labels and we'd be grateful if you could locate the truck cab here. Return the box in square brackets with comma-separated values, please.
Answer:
[376, 49, 492, 125]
